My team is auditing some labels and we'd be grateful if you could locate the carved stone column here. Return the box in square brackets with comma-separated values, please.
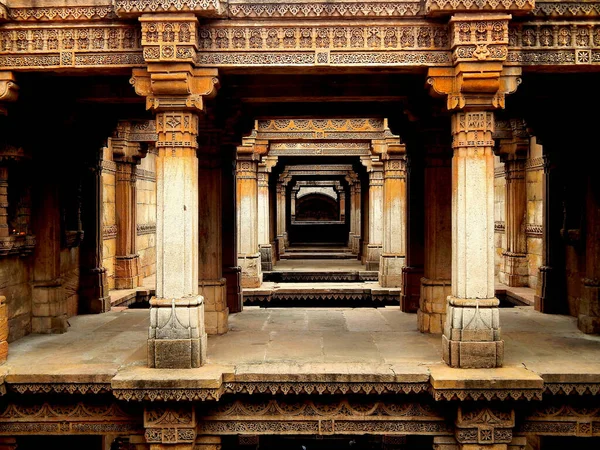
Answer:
[236, 155, 262, 288]
[131, 12, 219, 368]
[578, 173, 600, 333]
[276, 175, 289, 256]
[0, 296, 7, 363]
[337, 185, 346, 222]
[496, 119, 529, 287]
[427, 12, 521, 367]
[257, 163, 272, 272]
[291, 186, 299, 223]
[80, 148, 110, 314]
[380, 153, 407, 288]
[112, 137, 145, 290]
[144, 406, 197, 450]
[419, 141, 452, 334]
[32, 179, 67, 333]
[198, 133, 227, 336]
[364, 160, 384, 271]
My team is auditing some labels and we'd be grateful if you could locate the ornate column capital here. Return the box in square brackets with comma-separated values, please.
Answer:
[0, 72, 19, 115]
[426, 14, 521, 111]
[494, 117, 530, 163]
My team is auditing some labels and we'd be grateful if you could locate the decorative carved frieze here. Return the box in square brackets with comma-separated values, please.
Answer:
[140, 14, 199, 64]
[102, 160, 117, 173]
[525, 224, 542, 236]
[9, 383, 112, 395]
[425, 0, 534, 15]
[526, 156, 544, 171]
[228, 1, 422, 18]
[135, 168, 156, 181]
[534, 2, 600, 17]
[224, 382, 429, 396]
[200, 397, 451, 436]
[137, 223, 156, 235]
[521, 402, 600, 437]
[144, 406, 197, 446]
[269, 141, 371, 156]
[115, 120, 157, 143]
[507, 22, 600, 65]
[115, 0, 227, 18]
[456, 406, 515, 446]
[114, 388, 224, 402]
[495, 221, 506, 233]
[6, 5, 117, 22]
[431, 388, 542, 401]
[0, 25, 143, 70]
[104, 224, 118, 240]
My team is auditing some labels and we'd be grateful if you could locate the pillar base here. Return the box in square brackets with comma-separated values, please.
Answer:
[80, 267, 111, 313]
[31, 283, 68, 334]
[400, 266, 423, 312]
[578, 282, 600, 333]
[276, 236, 286, 256]
[115, 254, 142, 289]
[418, 277, 450, 333]
[199, 278, 228, 335]
[239, 253, 262, 288]
[499, 252, 528, 287]
[148, 296, 207, 368]
[260, 244, 273, 272]
[365, 244, 382, 271]
[442, 296, 503, 368]
[379, 253, 405, 287]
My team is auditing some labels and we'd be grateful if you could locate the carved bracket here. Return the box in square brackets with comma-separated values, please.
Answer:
[0, 72, 18, 115]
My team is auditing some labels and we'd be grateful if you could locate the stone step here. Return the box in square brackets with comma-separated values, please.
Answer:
[242, 281, 400, 307]
[279, 252, 357, 259]
[263, 270, 378, 283]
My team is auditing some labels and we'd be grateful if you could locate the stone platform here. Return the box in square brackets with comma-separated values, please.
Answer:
[3, 304, 600, 402]
[263, 259, 378, 282]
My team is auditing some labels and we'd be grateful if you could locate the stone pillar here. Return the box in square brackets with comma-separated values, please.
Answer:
[578, 173, 600, 333]
[198, 141, 227, 336]
[236, 156, 262, 288]
[365, 164, 384, 271]
[113, 152, 143, 290]
[496, 119, 529, 287]
[442, 110, 503, 368]
[31, 180, 67, 333]
[0, 167, 7, 240]
[353, 181, 362, 255]
[144, 406, 196, 450]
[131, 13, 219, 368]
[276, 179, 287, 255]
[80, 148, 110, 314]
[534, 149, 566, 314]
[380, 153, 407, 288]
[195, 436, 222, 450]
[0, 296, 7, 363]
[419, 144, 452, 334]
[291, 186, 299, 223]
[257, 163, 272, 272]
[427, 11, 521, 367]
[337, 186, 346, 222]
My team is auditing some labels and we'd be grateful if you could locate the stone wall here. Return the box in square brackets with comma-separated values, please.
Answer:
[0, 256, 31, 342]
[101, 147, 117, 290]
[136, 151, 157, 279]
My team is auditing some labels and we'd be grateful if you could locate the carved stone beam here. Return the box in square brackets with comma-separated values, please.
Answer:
[0, 72, 19, 115]
[427, 14, 521, 111]
[455, 405, 516, 449]
[144, 405, 197, 450]
[114, 0, 228, 19]
[424, 0, 534, 16]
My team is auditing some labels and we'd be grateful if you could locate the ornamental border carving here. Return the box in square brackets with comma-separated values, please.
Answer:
[104, 224, 118, 240]
[224, 382, 430, 396]
[431, 389, 543, 401]
[7, 6, 118, 22]
[9, 383, 112, 395]
[228, 2, 422, 18]
[137, 223, 157, 236]
[525, 224, 542, 236]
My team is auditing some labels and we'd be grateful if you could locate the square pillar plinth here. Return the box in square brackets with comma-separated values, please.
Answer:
[200, 278, 228, 335]
[114, 254, 142, 289]
[442, 297, 503, 368]
[379, 254, 405, 287]
[148, 296, 207, 368]
[239, 253, 262, 288]
[366, 244, 382, 271]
